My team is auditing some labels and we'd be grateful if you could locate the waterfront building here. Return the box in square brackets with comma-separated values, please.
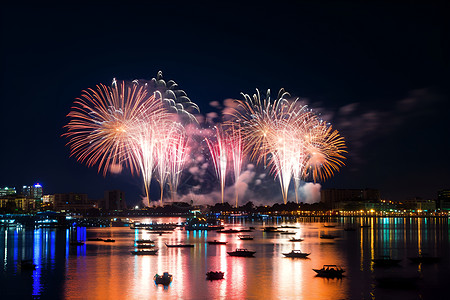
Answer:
[401, 197, 436, 212]
[321, 188, 380, 209]
[99, 190, 127, 211]
[53, 193, 97, 212]
[0, 187, 16, 197]
[0, 195, 35, 212]
[437, 189, 450, 211]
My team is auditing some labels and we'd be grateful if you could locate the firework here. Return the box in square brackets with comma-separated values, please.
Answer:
[167, 130, 189, 201]
[64, 79, 165, 177]
[137, 71, 200, 124]
[227, 89, 346, 204]
[205, 126, 228, 203]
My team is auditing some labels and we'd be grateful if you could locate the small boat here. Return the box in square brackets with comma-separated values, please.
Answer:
[70, 241, 85, 246]
[227, 248, 256, 257]
[135, 244, 156, 249]
[320, 234, 336, 239]
[313, 265, 345, 278]
[154, 272, 173, 285]
[282, 250, 310, 258]
[165, 243, 194, 248]
[372, 256, 401, 266]
[289, 237, 304, 242]
[263, 227, 280, 232]
[238, 235, 254, 240]
[206, 271, 225, 280]
[216, 229, 240, 233]
[18, 260, 36, 270]
[323, 224, 336, 228]
[408, 254, 441, 264]
[279, 231, 296, 235]
[135, 239, 155, 244]
[238, 229, 252, 232]
[87, 238, 104, 241]
[279, 225, 298, 229]
[103, 239, 115, 243]
[207, 240, 227, 245]
[130, 249, 158, 255]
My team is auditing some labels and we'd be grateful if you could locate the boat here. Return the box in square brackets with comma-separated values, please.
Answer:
[279, 231, 296, 235]
[135, 244, 156, 249]
[227, 248, 256, 257]
[279, 225, 298, 229]
[135, 239, 155, 244]
[282, 250, 310, 258]
[263, 227, 280, 232]
[312, 265, 345, 278]
[146, 223, 177, 231]
[238, 229, 253, 232]
[18, 260, 36, 270]
[408, 254, 441, 264]
[289, 237, 304, 242]
[344, 227, 356, 231]
[372, 256, 401, 266]
[154, 272, 173, 285]
[206, 271, 224, 280]
[87, 238, 103, 241]
[323, 224, 336, 228]
[216, 229, 240, 233]
[238, 234, 254, 240]
[130, 249, 158, 255]
[320, 234, 336, 239]
[207, 240, 227, 245]
[165, 243, 194, 248]
[69, 241, 85, 246]
[103, 239, 115, 243]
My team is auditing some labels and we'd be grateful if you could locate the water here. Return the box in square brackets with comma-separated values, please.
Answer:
[1, 217, 449, 299]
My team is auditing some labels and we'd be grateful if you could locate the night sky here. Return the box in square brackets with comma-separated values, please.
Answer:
[1, 2, 448, 205]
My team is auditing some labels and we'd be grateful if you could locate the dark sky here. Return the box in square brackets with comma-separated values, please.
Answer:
[1, 1, 449, 205]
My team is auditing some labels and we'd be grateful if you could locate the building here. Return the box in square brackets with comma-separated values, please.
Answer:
[437, 189, 450, 211]
[0, 187, 16, 197]
[100, 190, 127, 211]
[0, 195, 35, 212]
[401, 197, 436, 211]
[22, 183, 43, 199]
[53, 193, 97, 212]
[321, 188, 381, 209]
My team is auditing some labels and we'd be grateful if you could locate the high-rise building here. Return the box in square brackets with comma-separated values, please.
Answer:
[22, 183, 43, 199]
[100, 190, 127, 211]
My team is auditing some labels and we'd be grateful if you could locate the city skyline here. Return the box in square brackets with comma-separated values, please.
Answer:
[1, 2, 448, 205]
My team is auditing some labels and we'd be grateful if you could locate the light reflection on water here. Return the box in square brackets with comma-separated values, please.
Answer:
[0, 217, 449, 299]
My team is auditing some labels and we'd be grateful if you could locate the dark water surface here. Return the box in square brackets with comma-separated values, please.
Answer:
[1, 217, 449, 299]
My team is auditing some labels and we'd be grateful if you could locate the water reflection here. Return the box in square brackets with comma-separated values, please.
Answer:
[0, 217, 449, 299]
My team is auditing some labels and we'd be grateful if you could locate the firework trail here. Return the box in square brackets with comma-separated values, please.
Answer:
[205, 125, 228, 203]
[167, 130, 189, 202]
[229, 124, 243, 207]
